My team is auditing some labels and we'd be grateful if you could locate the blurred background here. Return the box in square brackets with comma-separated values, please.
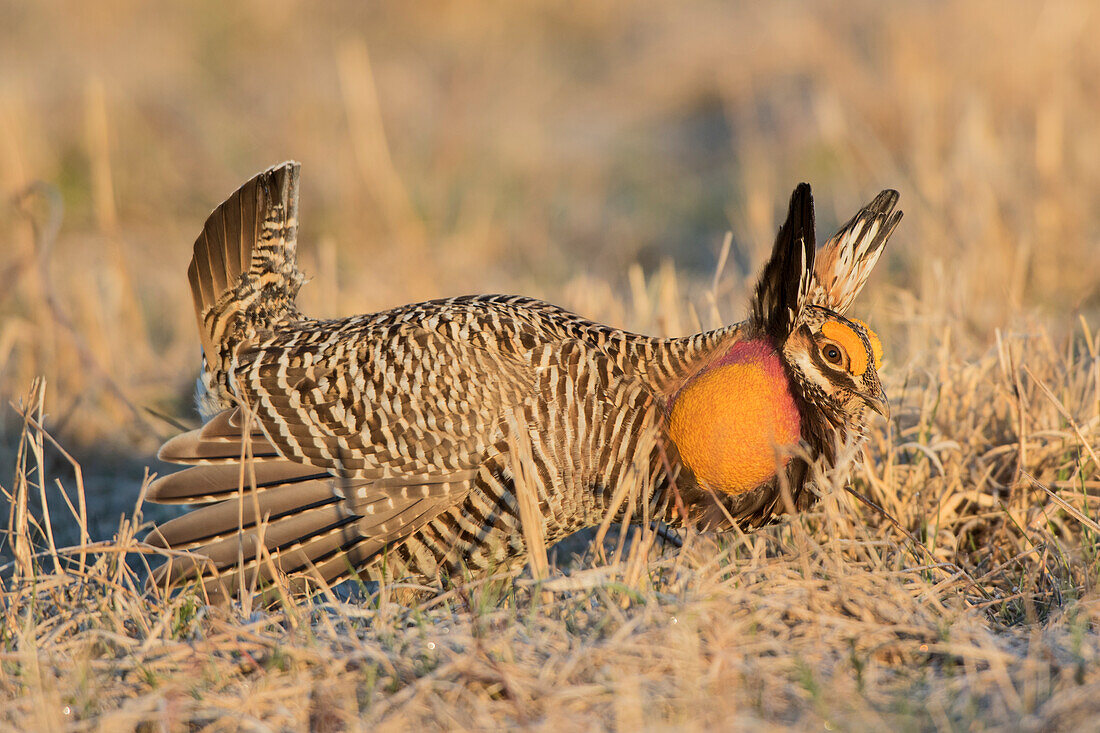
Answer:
[2, 0, 1099, 537]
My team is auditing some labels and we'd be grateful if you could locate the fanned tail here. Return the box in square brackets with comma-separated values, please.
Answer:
[188, 162, 303, 417]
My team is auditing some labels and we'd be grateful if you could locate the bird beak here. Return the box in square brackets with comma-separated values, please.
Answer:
[863, 386, 890, 420]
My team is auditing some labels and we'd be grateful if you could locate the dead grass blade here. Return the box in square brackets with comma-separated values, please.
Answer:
[507, 407, 550, 583]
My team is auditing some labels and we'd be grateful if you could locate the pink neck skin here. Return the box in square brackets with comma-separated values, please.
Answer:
[711, 339, 783, 371]
[698, 338, 802, 438]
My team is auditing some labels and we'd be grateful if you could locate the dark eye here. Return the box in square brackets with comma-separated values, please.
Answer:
[823, 345, 843, 365]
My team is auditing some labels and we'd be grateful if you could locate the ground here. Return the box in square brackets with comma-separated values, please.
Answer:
[2, 1, 1100, 730]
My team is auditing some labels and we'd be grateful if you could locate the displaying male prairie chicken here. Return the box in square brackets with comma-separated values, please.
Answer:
[147, 162, 901, 600]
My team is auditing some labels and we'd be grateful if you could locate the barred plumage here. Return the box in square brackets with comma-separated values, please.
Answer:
[147, 163, 901, 600]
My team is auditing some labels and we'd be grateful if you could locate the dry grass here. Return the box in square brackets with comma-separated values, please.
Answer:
[3, 1, 1100, 729]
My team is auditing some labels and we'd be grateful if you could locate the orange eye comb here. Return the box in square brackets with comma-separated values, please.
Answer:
[820, 320, 881, 376]
[849, 318, 883, 369]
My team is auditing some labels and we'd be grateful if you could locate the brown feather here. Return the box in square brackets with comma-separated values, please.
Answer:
[147, 460, 328, 504]
[198, 407, 264, 440]
[147, 479, 343, 549]
[157, 428, 281, 464]
[809, 189, 902, 313]
[189, 161, 302, 372]
[150, 482, 463, 600]
[752, 183, 816, 339]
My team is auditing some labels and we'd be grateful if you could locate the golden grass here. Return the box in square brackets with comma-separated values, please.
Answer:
[4, 330, 1100, 729]
[3, 0, 1100, 729]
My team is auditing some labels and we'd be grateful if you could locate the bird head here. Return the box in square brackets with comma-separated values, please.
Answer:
[782, 306, 888, 424]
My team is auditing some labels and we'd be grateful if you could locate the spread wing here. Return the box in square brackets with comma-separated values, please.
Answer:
[147, 313, 543, 599]
[146, 306, 667, 600]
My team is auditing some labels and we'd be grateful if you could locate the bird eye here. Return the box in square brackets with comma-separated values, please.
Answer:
[823, 344, 843, 365]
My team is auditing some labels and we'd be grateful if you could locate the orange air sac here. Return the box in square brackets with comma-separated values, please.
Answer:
[669, 340, 802, 495]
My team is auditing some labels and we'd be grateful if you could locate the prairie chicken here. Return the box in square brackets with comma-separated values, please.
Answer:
[147, 162, 901, 599]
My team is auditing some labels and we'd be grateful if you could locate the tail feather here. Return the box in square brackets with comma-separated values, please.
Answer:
[151, 516, 363, 597]
[147, 406, 469, 600]
[147, 461, 331, 504]
[188, 161, 303, 391]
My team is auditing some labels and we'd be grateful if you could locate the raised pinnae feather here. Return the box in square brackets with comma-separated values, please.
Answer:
[752, 182, 817, 339]
[809, 189, 902, 313]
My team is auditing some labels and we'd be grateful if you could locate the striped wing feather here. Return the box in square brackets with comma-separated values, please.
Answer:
[234, 321, 539, 478]
[149, 313, 665, 597]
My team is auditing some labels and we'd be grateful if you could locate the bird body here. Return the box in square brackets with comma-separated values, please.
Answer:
[148, 163, 901, 600]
